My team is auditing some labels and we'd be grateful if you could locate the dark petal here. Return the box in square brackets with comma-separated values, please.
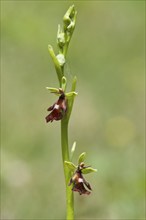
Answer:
[47, 103, 56, 111]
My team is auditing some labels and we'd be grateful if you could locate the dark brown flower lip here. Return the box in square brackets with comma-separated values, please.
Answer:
[45, 92, 67, 123]
[72, 182, 91, 195]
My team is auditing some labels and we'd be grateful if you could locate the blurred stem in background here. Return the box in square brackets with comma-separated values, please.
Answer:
[47, 5, 77, 220]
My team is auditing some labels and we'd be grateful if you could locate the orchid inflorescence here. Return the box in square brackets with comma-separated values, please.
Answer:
[45, 4, 97, 220]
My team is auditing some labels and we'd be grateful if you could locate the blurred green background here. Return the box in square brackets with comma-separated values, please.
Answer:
[1, 1, 145, 219]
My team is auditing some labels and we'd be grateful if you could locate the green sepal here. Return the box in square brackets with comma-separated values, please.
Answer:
[78, 152, 86, 164]
[64, 161, 77, 172]
[46, 87, 60, 94]
[82, 167, 97, 174]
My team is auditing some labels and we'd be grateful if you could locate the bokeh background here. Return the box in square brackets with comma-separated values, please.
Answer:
[1, 1, 145, 219]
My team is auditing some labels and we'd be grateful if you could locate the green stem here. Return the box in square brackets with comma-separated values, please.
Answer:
[63, 41, 69, 57]
[61, 119, 74, 220]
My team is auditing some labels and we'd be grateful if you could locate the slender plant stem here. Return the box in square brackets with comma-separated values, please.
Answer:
[61, 119, 74, 220]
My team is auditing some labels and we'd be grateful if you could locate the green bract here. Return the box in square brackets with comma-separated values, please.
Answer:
[61, 76, 67, 92]
[70, 141, 76, 160]
[66, 91, 78, 98]
[48, 45, 63, 85]
[71, 141, 76, 154]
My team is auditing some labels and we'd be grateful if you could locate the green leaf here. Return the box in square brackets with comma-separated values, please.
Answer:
[64, 161, 77, 172]
[82, 167, 97, 174]
[78, 152, 86, 164]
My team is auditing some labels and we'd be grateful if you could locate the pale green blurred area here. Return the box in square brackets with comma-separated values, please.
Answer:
[1, 1, 145, 219]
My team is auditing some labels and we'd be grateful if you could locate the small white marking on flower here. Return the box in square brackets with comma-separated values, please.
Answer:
[54, 104, 60, 110]
[78, 178, 83, 183]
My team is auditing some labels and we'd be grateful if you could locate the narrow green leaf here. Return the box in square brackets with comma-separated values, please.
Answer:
[64, 161, 77, 172]
[82, 167, 97, 174]
[78, 152, 86, 164]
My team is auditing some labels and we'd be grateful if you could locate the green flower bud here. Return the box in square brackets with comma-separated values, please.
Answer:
[57, 24, 65, 48]
[63, 5, 75, 25]
[63, 5, 77, 34]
